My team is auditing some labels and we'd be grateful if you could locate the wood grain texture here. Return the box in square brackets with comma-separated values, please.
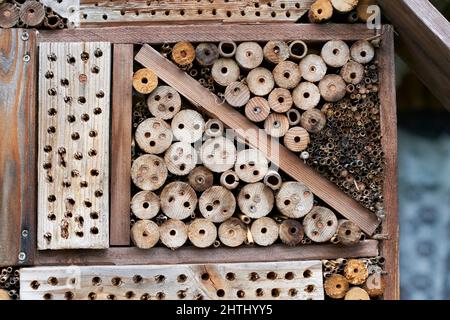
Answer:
[135, 44, 380, 235]
[38, 23, 377, 43]
[34, 240, 378, 266]
[20, 260, 323, 300]
[377, 0, 450, 107]
[79, 0, 314, 27]
[38, 42, 111, 250]
[110, 44, 133, 246]
[378, 25, 399, 300]
[0, 29, 37, 267]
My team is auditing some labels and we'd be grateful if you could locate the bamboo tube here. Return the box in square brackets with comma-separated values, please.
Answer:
[319, 74, 347, 102]
[188, 218, 217, 248]
[344, 259, 369, 285]
[308, 0, 333, 23]
[279, 219, 304, 246]
[288, 41, 308, 60]
[135, 118, 173, 154]
[268, 88, 293, 113]
[276, 182, 314, 218]
[200, 136, 237, 173]
[286, 109, 301, 126]
[264, 113, 289, 138]
[160, 219, 188, 249]
[131, 220, 160, 249]
[19, 0, 44, 27]
[199, 186, 236, 223]
[43, 14, 60, 29]
[218, 41, 237, 58]
[171, 109, 205, 143]
[218, 218, 247, 247]
[195, 43, 219, 66]
[131, 191, 160, 220]
[303, 206, 338, 243]
[0, 3, 19, 28]
[273, 61, 301, 89]
[205, 118, 224, 138]
[363, 274, 386, 298]
[324, 274, 349, 299]
[172, 41, 195, 66]
[321, 40, 350, 68]
[283, 127, 310, 152]
[250, 217, 279, 246]
[337, 220, 362, 245]
[345, 287, 370, 300]
[244, 97, 270, 123]
[132, 68, 158, 94]
[237, 213, 251, 225]
[235, 149, 269, 183]
[237, 182, 274, 219]
[292, 82, 321, 110]
[235, 42, 263, 70]
[224, 81, 250, 107]
[131, 155, 168, 191]
[247, 67, 275, 96]
[160, 182, 197, 220]
[301, 109, 327, 133]
[350, 40, 375, 64]
[299, 54, 327, 83]
[330, 0, 358, 13]
[211, 58, 240, 86]
[188, 166, 214, 192]
[263, 40, 289, 64]
[263, 170, 282, 191]
[340, 60, 365, 84]
[220, 170, 240, 190]
[164, 142, 197, 176]
[147, 86, 181, 120]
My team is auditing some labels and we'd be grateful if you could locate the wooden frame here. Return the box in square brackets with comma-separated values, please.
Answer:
[0, 24, 398, 299]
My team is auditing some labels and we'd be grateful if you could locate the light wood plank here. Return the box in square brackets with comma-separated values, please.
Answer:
[135, 44, 380, 235]
[21, 261, 324, 300]
[37, 42, 111, 249]
[0, 29, 37, 267]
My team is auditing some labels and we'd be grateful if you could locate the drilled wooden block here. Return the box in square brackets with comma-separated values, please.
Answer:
[37, 42, 111, 250]
[20, 261, 324, 300]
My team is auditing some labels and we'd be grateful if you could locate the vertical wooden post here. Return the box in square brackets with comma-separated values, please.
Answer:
[110, 44, 133, 246]
[379, 25, 399, 300]
[0, 28, 37, 266]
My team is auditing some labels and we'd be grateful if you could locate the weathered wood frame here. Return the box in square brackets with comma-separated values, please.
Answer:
[0, 24, 398, 299]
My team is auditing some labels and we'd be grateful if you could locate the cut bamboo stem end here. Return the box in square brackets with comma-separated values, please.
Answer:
[263, 170, 282, 191]
[238, 182, 274, 219]
[199, 186, 236, 223]
[205, 119, 224, 138]
[321, 40, 350, 68]
[245, 97, 270, 123]
[264, 113, 290, 138]
[301, 109, 327, 133]
[292, 82, 320, 110]
[188, 218, 217, 248]
[235, 149, 269, 183]
[187, 166, 214, 192]
[160, 181, 197, 220]
[171, 41, 195, 66]
[160, 219, 188, 249]
[350, 40, 375, 64]
[309, 0, 333, 23]
[279, 219, 304, 246]
[324, 274, 349, 299]
[201, 136, 237, 173]
[220, 170, 240, 190]
[284, 127, 310, 152]
[286, 109, 301, 126]
[0, 3, 19, 28]
[218, 41, 237, 58]
[147, 85, 181, 120]
[225, 81, 250, 107]
[331, 0, 359, 13]
[211, 58, 240, 86]
[276, 182, 314, 218]
[337, 220, 362, 245]
[263, 40, 289, 64]
[164, 142, 197, 176]
[218, 217, 247, 247]
[247, 67, 275, 96]
[288, 41, 308, 60]
[303, 206, 338, 243]
[131, 191, 160, 220]
[131, 154, 168, 191]
[171, 109, 205, 143]
[195, 43, 219, 67]
[268, 88, 293, 113]
[19, 0, 45, 27]
[250, 217, 279, 247]
[299, 54, 327, 83]
[132, 68, 158, 94]
[273, 61, 301, 89]
[237, 213, 251, 225]
[235, 42, 263, 70]
[319, 74, 347, 102]
[135, 118, 173, 154]
[131, 220, 160, 249]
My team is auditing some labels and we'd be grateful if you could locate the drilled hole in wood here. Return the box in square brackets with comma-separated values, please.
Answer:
[64, 211, 73, 218]
[67, 56, 76, 64]
[81, 113, 90, 122]
[201, 272, 209, 281]
[226, 272, 235, 281]
[48, 88, 56, 96]
[78, 96, 86, 104]
[94, 107, 102, 115]
[249, 272, 259, 281]
[74, 152, 83, 160]
[177, 274, 187, 283]
[64, 291, 74, 300]
[216, 289, 225, 297]
[95, 190, 103, 198]
[156, 292, 165, 300]
[90, 227, 99, 235]
[271, 288, 280, 297]
[111, 277, 122, 287]
[96, 90, 105, 98]
[75, 231, 84, 238]
[91, 66, 100, 74]
[255, 288, 264, 297]
[285, 272, 295, 280]
[289, 288, 298, 297]
[133, 275, 143, 284]
[89, 130, 98, 138]
[43, 293, 53, 300]
[47, 195, 56, 202]
[60, 78, 69, 86]
[30, 280, 40, 290]
[48, 53, 57, 62]
[80, 181, 88, 188]
[47, 277, 58, 286]
[64, 96, 73, 103]
[47, 213, 56, 221]
[43, 163, 52, 169]
[88, 149, 97, 157]
[71, 132, 80, 140]
[90, 211, 99, 220]
[267, 271, 277, 280]
[107, 294, 116, 300]
[125, 291, 135, 299]
[88, 292, 97, 300]
[237, 290, 245, 298]
[141, 293, 150, 300]
[305, 284, 315, 293]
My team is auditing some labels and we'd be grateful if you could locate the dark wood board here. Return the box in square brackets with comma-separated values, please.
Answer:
[0, 29, 37, 267]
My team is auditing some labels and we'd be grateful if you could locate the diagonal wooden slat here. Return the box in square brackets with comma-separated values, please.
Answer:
[135, 44, 380, 235]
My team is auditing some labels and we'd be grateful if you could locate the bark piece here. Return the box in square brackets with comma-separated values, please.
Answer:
[238, 182, 274, 219]
[160, 182, 197, 220]
[131, 155, 168, 191]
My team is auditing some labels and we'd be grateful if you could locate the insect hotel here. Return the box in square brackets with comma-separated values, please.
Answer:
[3, 0, 445, 301]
